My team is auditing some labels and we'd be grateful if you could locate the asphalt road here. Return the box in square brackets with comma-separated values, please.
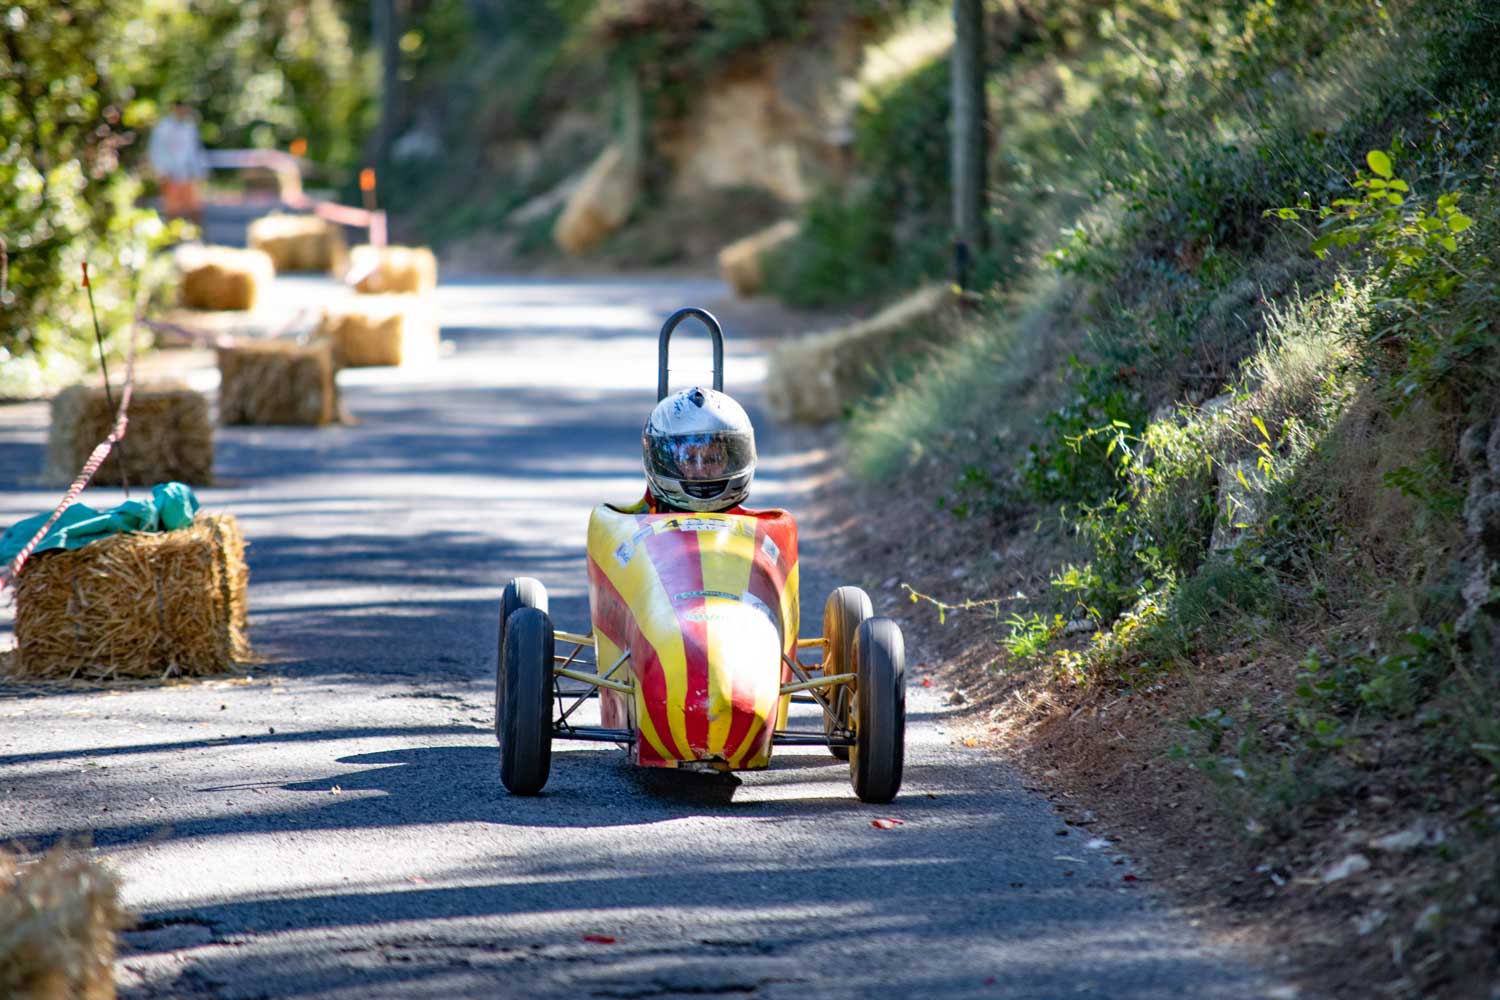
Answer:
[0, 273, 1280, 999]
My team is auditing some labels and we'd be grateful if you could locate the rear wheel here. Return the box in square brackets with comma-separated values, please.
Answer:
[850, 617, 905, 804]
[499, 607, 555, 795]
[822, 587, 871, 761]
[496, 578, 548, 743]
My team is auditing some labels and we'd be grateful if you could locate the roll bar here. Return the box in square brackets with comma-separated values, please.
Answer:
[657, 307, 725, 402]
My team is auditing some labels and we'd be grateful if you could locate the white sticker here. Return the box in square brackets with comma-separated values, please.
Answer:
[761, 534, 780, 563]
[679, 518, 729, 533]
[614, 543, 633, 566]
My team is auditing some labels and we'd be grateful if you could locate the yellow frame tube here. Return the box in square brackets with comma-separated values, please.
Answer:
[795, 637, 826, 649]
[780, 672, 855, 695]
[554, 629, 596, 647]
[555, 665, 633, 695]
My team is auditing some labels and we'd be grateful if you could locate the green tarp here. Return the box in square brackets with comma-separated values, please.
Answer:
[0, 482, 200, 565]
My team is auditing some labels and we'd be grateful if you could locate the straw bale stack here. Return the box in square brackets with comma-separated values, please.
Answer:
[8, 515, 249, 682]
[0, 847, 130, 1000]
[45, 384, 213, 487]
[348, 244, 438, 295]
[176, 245, 274, 312]
[554, 143, 638, 254]
[718, 219, 799, 297]
[766, 284, 959, 424]
[247, 213, 348, 274]
[317, 295, 439, 368]
[217, 340, 339, 426]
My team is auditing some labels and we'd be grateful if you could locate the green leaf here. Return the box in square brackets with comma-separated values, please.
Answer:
[1441, 236, 1458, 252]
[1387, 179, 1409, 192]
[1366, 149, 1393, 179]
[1310, 233, 1336, 256]
[1419, 217, 1444, 232]
[1251, 415, 1270, 441]
[1385, 193, 1404, 206]
[1449, 213, 1473, 233]
[1274, 207, 1298, 220]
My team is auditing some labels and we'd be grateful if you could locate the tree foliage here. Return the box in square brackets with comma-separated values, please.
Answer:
[0, 0, 170, 394]
[0, 0, 373, 395]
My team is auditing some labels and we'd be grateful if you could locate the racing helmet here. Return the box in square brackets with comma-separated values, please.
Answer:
[642, 387, 756, 512]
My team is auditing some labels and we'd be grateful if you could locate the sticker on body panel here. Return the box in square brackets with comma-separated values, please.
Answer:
[616, 517, 757, 566]
[673, 589, 780, 632]
[675, 517, 731, 533]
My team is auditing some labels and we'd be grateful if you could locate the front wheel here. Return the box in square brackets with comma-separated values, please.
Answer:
[822, 587, 871, 761]
[496, 578, 548, 744]
[850, 617, 905, 804]
[499, 607, 555, 795]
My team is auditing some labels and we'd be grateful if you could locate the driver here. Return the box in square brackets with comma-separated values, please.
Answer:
[641, 386, 756, 513]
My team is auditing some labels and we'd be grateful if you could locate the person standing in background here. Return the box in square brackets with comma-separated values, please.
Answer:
[148, 101, 209, 228]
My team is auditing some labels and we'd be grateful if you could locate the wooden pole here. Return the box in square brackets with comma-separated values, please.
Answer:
[951, 0, 988, 288]
[372, 0, 400, 163]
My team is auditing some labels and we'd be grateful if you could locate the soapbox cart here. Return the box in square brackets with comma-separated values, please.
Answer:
[495, 308, 906, 803]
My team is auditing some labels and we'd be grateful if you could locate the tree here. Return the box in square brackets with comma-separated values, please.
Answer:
[950, 0, 987, 288]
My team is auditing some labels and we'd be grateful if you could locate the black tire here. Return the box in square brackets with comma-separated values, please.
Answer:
[499, 607, 554, 795]
[850, 617, 905, 804]
[822, 587, 872, 761]
[495, 578, 548, 743]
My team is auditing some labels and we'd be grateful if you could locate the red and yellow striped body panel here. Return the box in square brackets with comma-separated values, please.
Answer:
[586, 503, 799, 769]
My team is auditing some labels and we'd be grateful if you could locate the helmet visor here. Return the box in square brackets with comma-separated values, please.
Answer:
[647, 430, 755, 485]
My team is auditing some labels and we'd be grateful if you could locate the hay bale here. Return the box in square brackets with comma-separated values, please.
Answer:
[317, 294, 438, 368]
[45, 384, 213, 487]
[216, 340, 339, 426]
[8, 514, 249, 682]
[247, 213, 348, 274]
[554, 143, 639, 255]
[766, 285, 959, 424]
[718, 219, 799, 297]
[175, 245, 273, 312]
[0, 847, 130, 1000]
[347, 244, 438, 295]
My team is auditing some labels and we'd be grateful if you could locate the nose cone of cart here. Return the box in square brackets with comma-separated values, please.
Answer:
[630, 595, 783, 769]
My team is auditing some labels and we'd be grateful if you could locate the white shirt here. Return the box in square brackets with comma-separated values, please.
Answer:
[148, 117, 209, 181]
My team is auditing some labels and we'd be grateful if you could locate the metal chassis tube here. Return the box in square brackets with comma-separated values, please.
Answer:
[550, 633, 634, 743]
[774, 642, 856, 748]
[546, 630, 857, 748]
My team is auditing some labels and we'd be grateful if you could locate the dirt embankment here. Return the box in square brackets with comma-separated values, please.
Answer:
[813, 456, 1499, 1000]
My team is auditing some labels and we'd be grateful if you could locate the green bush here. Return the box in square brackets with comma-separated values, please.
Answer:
[0, 0, 183, 396]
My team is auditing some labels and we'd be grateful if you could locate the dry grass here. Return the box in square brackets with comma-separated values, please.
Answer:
[348, 245, 437, 295]
[216, 340, 339, 426]
[247, 213, 348, 274]
[766, 284, 959, 423]
[175, 245, 274, 312]
[45, 384, 213, 487]
[8, 514, 249, 682]
[0, 846, 130, 1000]
[317, 295, 439, 368]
